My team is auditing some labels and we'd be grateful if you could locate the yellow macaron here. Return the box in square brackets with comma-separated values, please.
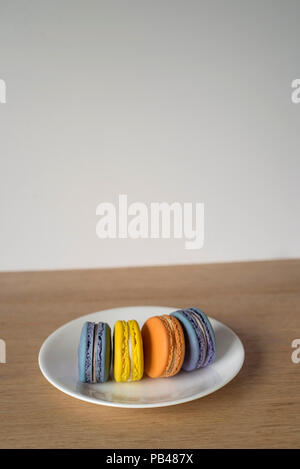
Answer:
[113, 320, 144, 382]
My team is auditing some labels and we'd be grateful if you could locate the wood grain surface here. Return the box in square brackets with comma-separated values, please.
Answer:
[0, 260, 300, 449]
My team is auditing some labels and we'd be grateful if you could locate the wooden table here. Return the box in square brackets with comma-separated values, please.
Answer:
[0, 260, 300, 448]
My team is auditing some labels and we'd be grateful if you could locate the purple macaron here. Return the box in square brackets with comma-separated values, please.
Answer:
[78, 321, 111, 383]
[171, 308, 216, 371]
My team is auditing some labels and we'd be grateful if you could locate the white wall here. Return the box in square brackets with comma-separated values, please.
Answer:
[0, 0, 299, 271]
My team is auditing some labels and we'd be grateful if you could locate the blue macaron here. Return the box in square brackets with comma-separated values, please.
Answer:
[78, 321, 111, 383]
[171, 308, 216, 371]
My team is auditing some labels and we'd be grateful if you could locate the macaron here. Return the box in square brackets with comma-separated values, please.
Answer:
[142, 314, 185, 378]
[113, 320, 144, 382]
[171, 307, 216, 371]
[78, 321, 111, 383]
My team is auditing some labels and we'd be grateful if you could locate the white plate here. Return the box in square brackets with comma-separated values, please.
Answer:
[38, 306, 244, 408]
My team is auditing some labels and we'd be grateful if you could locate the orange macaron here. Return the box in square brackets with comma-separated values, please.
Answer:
[141, 314, 185, 378]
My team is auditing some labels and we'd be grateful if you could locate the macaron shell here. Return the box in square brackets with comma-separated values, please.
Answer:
[95, 322, 111, 383]
[128, 320, 144, 381]
[190, 308, 216, 366]
[171, 311, 199, 371]
[142, 316, 170, 378]
[161, 315, 185, 376]
[78, 321, 94, 383]
[182, 309, 207, 368]
[114, 320, 130, 382]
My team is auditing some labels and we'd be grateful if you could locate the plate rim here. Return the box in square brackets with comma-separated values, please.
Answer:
[38, 305, 245, 408]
